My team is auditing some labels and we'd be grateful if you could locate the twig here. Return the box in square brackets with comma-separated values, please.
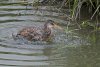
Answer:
[91, 5, 100, 19]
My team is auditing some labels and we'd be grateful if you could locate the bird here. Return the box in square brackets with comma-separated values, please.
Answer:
[12, 20, 62, 42]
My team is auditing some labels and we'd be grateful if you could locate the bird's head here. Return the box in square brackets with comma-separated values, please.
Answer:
[44, 20, 62, 30]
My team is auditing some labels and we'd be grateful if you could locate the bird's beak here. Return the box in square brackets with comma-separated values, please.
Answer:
[54, 24, 63, 30]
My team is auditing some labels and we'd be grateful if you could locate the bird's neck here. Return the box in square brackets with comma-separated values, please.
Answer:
[43, 26, 52, 35]
[42, 25, 52, 40]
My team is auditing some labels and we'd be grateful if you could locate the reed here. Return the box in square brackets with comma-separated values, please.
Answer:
[25, 0, 100, 30]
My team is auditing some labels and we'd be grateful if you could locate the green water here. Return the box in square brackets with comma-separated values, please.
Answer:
[0, 0, 100, 67]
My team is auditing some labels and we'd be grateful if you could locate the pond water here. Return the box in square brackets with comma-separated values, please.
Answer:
[0, 0, 100, 67]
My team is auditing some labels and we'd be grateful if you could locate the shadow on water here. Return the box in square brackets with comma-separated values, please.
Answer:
[0, 0, 100, 67]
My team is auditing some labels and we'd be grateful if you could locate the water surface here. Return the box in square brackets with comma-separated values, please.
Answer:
[0, 0, 100, 67]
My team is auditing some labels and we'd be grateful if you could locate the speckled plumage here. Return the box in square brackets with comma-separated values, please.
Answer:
[17, 27, 43, 41]
[14, 20, 57, 41]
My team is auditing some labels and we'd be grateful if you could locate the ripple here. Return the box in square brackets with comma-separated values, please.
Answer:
[0, 1, 93, 67]
[0, 60, 49, 66]
[0, 46, 43, 54]
[0, 54, 48, 61]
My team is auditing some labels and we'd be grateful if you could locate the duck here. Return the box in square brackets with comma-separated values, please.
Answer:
[12, 20, 62, 42]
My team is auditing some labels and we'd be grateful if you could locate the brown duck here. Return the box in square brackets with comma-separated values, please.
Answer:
[13, 20, 62, 41]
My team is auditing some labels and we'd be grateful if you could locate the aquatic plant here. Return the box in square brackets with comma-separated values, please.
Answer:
[17, 0, 100, 30]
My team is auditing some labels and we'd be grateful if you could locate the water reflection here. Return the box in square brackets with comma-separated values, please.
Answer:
[0, 0, 100, 67]
[50, 44, 100, 67]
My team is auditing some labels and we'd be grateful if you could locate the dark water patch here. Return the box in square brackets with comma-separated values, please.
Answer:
[0, 8, 32, 11]
[49, 44, 100, 67]
[0, 14, 19, 17]
[0, 2, 28, 6]
[0, 20, 24, 23]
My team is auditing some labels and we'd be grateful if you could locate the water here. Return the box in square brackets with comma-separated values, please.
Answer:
[0, 0, 100, 67]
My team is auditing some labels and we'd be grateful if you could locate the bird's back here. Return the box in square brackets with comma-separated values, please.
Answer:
[17, 27, 43, 41]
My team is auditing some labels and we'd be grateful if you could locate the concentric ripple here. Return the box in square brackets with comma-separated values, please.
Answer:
[0, 0, 99, 67]
[0, 0, 68, 67]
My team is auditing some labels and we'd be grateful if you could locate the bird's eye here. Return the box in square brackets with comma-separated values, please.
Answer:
[51, 23, 54, 25]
